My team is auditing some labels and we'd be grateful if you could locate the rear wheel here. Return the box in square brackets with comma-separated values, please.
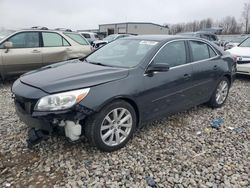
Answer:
[208, 77, 229, 108]
[84, 100, 137, 152]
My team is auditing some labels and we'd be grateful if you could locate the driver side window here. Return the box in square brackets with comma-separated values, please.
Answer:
[7, 32, 39, 48]
[154, 41, 187, 67]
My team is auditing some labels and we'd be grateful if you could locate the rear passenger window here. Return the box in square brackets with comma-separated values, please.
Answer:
[63, 38, 70, 46]
[208, 46, 217, 57]
[190, 41, 210, 61]
[42, 32, 68, 47]
[154, 41, 186, 67]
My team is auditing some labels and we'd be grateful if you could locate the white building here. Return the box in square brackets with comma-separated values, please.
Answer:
[99, 22, 169, 35]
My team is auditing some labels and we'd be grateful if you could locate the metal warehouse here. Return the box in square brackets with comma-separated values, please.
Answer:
[99, 22, 169, 35]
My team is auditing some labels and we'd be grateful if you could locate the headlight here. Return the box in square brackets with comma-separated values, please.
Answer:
[34, 88, 90, 111]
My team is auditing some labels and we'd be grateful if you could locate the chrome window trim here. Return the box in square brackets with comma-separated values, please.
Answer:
[145, 38, 219, 73]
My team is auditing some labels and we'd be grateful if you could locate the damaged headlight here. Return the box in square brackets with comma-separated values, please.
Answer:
[35, 88, 90, 111]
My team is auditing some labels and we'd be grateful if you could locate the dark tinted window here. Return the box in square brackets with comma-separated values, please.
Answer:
[8, 32, 39, 48]
[210, 35, 217, 41]
[154, 41, 186, 67]
[82, 34, 90, 38]
[190, 41, 210, 61]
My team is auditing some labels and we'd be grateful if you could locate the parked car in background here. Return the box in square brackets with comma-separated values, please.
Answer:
[78, 32, 99, 45]
[227, 36, 250, 75]
[92, 34, 134, 49]
[178, 31, 221, 46]
[12, 35, 236, 151]
[223, 35, 247, 50]
[0, 27, 92, 80]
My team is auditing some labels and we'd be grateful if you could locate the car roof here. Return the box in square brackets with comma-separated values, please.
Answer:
[78, 31, 96, 35]
[124, 35, 200, 42]
[178, 31, 216, 36]
[16, 29, 79, 35]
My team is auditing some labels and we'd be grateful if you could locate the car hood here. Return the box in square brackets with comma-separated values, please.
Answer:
[227, 46, 250, 57]
[20, 59, 129, 94]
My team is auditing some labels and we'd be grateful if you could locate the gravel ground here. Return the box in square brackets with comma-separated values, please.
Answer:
[0, 78, 249, 188]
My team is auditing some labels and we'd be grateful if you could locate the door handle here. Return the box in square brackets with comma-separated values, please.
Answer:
[213, 65, 218, 70]
[183, 73, 191, 79]
[32, 49, 40, 53]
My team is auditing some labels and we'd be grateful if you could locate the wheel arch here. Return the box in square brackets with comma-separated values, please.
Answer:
[96, 96, 141, 127]
[223, 74, 232, 87]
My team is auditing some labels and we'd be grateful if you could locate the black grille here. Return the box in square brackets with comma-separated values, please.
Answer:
[237, 61, 250, 64]
[15, 95, 37, 114]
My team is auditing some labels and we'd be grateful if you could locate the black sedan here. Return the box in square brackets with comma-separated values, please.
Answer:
[12, 35, 236, 151]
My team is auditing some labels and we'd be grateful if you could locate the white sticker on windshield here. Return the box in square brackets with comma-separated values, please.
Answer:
[139, 41, 158, 46]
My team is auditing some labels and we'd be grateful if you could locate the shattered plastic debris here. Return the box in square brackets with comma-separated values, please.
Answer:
[210, 118, 224, 129]
[145, 176, 157, 187]
[196, 131, 202, 135]
[233, 127, 246, 133]
[227, 126, 235, 130]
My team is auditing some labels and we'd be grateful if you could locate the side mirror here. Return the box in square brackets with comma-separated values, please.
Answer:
[4, 41, 13, 49]
[3, 41, 13, 53]
[146, 63, 170, 75]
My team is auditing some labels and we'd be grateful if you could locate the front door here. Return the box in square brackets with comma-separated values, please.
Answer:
[1, 32, 42, 76]
[140, 40, 194, 121]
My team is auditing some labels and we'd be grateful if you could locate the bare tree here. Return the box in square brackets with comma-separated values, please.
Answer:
[242, 3, 250, 34]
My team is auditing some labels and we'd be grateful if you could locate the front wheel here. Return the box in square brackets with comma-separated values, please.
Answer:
[208, 77, 230, 108]
[84, 100, 137, 152]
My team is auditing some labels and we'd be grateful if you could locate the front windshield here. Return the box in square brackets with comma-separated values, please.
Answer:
[232, 36, 247, 43]
[103, 34, 117, 42]
[86, 39, 159, 68]
[239, 37, 250, 47]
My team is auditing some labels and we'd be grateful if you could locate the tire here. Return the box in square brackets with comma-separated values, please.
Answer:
[0, 76, 3, 86]
[208, 77, 230, 108]
[84, 100, 137, 152]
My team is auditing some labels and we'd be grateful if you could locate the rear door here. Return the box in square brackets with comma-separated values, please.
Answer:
[41, 32, 71, 66]
[141, 40, 194, 120]
[188, 40, 220, 104]
[1, 31, 42, 76]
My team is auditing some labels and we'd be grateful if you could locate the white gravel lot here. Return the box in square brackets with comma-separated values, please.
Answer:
[0, 78, 249, 188]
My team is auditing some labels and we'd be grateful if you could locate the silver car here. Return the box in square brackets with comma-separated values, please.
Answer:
[0, 28, 92, 80]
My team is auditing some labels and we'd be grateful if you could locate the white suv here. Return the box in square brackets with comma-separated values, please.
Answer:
[78, 32, 99, 44]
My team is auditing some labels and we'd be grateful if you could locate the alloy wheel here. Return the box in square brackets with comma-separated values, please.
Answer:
[215, 80, 229, 105]
[100, 108, 133, 146]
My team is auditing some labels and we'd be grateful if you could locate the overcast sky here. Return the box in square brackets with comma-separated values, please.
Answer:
[0, 0, 248, 30]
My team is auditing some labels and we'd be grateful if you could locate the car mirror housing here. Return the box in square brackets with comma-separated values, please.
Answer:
[4, 41, 13, 49]
[146, 63, 170, 74]
[4, 41, 13, 53]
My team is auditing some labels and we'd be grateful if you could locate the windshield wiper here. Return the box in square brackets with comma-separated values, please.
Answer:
[89, 61, 112, 67]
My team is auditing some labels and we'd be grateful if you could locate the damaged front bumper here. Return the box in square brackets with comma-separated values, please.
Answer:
[14, 95, 95, 145]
